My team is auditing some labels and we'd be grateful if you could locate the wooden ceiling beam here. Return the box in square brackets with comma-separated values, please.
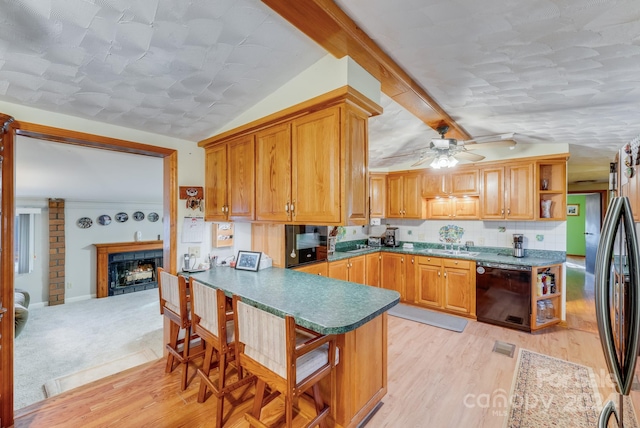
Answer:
[262, 0, 471, 140]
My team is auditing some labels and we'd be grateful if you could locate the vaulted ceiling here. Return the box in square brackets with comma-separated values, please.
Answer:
[5, 0, 640, 201]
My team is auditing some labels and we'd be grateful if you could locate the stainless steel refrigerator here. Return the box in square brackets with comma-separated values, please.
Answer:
[595, 196, 640, 427]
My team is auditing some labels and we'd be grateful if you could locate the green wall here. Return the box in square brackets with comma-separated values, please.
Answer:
[566, 194, 586, 256]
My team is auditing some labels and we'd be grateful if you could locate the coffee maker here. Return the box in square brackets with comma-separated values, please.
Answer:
[385, 227, 400, 247]
[512, 234, 524, 258]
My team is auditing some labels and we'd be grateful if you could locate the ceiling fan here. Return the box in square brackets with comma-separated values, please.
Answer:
[386, 126, 517, 169]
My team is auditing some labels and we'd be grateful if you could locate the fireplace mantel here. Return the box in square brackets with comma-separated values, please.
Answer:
[94, 240, 163, 298]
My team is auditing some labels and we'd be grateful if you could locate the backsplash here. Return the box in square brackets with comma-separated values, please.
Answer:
[339, 220, 566, 251]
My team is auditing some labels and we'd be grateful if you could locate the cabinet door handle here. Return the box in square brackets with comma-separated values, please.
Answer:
[401, 257, 404, 263]
[444, 271, 447, 277]
[438, 271, 440, 276]
[507, 208, 511, 215]
[285, 202, 289, 213]
[411, 257, 414, 264]
[501, 209, 504, 215]
[291, 200, 295, 215]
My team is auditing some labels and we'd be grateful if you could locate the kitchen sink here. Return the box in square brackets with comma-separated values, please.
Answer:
[345, 248, 373, 253]
[418, 249, 480, 257]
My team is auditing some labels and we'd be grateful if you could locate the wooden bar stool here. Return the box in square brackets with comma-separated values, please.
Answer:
[232, 295, 337, 428]
[189, 278, 256, 427]
[157, 267, 204, 390]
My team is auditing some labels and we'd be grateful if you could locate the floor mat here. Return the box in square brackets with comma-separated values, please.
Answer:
[387, 303, 468, 332]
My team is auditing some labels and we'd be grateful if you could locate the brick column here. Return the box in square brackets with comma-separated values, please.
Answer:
[48, 199, 65, 306]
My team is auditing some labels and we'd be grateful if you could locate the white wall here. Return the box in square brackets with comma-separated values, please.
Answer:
[66, 201, 164, 302]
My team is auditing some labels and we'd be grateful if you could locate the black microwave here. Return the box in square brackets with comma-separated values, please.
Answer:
[285, 225, 328, 268]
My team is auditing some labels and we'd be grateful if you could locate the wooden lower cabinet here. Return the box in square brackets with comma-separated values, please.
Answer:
[328, 255, 365, 283]
[380, 252, 405, 299]
[321, 313, 387, 428]
[293, 262, 327, 276]
[364, 252, 381, 287]
[404, 254, 417, 303]
[416, 256, 476, 317]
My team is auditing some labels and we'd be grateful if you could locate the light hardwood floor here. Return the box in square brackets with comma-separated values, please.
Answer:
[13, 258, 637, 427]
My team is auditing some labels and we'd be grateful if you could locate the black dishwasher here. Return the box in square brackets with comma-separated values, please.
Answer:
[476, 262, 532, 332]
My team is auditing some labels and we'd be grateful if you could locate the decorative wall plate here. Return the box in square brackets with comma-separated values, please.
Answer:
[115, 212, 128, 222]
[133, 211, 145, 221]
[77, 217, 92, 229]
[98, 214, 112, 225]
[148, 212, 159, 222]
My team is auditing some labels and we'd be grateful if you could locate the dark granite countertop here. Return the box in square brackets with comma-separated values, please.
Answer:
[188, 267, 400, 335]
[328, 242, 566, 267]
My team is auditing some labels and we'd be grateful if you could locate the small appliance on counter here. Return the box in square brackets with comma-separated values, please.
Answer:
[512, 234, 524, 258]
[384, 227, 400, 247]
[368, 234, 385, 247]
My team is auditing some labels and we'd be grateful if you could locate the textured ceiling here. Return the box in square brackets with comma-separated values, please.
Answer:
[337, 0, 640, 183]
[0, 0, 325, 140]
[3, 0, 639, 201]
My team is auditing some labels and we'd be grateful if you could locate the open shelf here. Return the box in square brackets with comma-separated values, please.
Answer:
[536, 160, 567, 221]
[531, 264, 563, 332]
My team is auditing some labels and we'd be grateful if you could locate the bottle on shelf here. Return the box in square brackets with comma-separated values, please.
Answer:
[545, 300, 555, 319]
[537, 301, 546, 324]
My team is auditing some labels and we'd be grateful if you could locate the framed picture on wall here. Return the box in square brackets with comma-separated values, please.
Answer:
[567, 204, 580, 216]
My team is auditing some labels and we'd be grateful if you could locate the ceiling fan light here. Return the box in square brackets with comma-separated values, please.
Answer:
[437, 155, 450, 168]
[448, 156, 459, 167]
[430, 157, 441, 169]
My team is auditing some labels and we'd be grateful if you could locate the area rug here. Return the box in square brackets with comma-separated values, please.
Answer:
[387, 303, 468, 332]
[506, 349, 603, 428]
[43, 348, 159, 398]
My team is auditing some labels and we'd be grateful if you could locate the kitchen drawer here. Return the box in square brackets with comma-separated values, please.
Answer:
[443, 259, 472, 269]
[417, 255, 442, 266]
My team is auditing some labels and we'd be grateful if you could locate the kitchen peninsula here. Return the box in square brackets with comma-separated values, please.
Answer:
[190, 267, 400, 428]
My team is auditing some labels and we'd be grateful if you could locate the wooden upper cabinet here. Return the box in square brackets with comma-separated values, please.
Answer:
[506, 163, 534, 220]
[480, 166, 505, 219]
[422, 171, 445, 197]
[255, 123, 292, 222]
[403, 172, 423, 218]
[227, 135, 255, 221]
[200, 87, 381, 225]
[480, 163, 534, 220]
[205, 135, 255, 221]
[387, 172, 424, 219]
[386, 174, 404, 218]
[291, 107, 341, 223]
[423, 168, 478, 197]
[343, 105, 369, 225]
[369, 173, 386, 218]
[205, 144, 229, 221]
[449, 169, 479, 195]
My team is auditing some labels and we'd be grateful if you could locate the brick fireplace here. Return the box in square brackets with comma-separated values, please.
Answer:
[94, 241, 163, 298]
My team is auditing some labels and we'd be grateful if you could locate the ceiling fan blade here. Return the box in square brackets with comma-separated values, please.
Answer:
[411, 155, 436, 167]
[464, 139, 516, 150]
[455, 151, 485, 162]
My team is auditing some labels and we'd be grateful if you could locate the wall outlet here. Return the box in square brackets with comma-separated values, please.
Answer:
[189, 247, 201, 258]
[370, 217, 381, 226]
[66, 282, 72, 289]
[478, 237, 485, 246]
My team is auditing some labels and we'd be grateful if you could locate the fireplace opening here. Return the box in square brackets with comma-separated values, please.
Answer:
[108, 249, 163, 296]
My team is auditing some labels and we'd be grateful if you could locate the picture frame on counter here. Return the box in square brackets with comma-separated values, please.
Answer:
[567, 204, 580, 216]
[235, 250, 261, 272]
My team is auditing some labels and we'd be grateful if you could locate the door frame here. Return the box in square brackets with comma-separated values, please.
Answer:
[0, 118, 178, 427]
